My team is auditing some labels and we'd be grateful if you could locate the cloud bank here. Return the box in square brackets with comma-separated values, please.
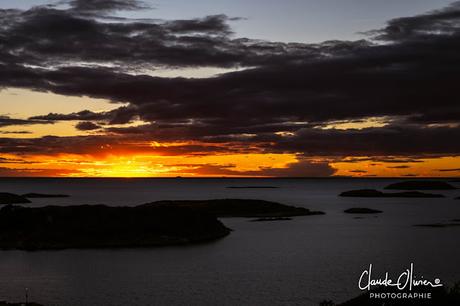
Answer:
[1, 0, 460, 176]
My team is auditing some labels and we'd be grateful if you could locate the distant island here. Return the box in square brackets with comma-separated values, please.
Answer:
[339, 189, 444, 198]
[141, 199, 325, 217]
[344, 208, 383, 214]
[250, 217, 293, 222]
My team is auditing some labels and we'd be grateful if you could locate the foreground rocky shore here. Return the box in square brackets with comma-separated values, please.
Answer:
[0, 203, 231, 250]
[0, 199, 322, 250]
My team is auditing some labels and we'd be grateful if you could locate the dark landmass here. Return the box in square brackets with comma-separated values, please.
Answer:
[0, 192, 31, 204]
[414, 223, 460, 228]
[142, 199, 325, 217]
[452, 219, 460, 222]
[22, 193, 70, 198]
[0, 204, 230, 250]
[384, 180, 456, 190]
[344, 208, 383, 214]
[227, 186, 279, 189]
[250, 217, 292, 222]
[339, 189, 444, 198]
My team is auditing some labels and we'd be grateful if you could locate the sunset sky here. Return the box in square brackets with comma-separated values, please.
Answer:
[0, 0, 459, 177]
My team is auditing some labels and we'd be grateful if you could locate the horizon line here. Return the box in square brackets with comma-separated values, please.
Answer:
[0, 176, 458, 179]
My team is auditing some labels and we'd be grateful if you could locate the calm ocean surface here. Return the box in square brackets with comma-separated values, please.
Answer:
[0, 178, 459, 306]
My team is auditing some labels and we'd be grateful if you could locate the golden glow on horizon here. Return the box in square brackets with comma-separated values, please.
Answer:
[0, 152, 299, 177]
[1, 150, 459, 177]
[331, 156, 460, 177]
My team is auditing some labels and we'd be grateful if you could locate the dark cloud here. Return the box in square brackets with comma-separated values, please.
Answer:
[0, 116, 53, 127]
[350, 170, 367, 173]
[0, 135, 104, 155]
[30, 110, 111, 121]
[1, 123, 459, 158]
[0, 134, 241, 156]
[371, 1, 460, 42]
[67, 0, 148, 13]
[75, 121, 101, 130]
[387, 165, 411, 169]
[437, 168, 460, 172]
[1, 2, 460, 160]
[249, 160, 336, 177]
[266, 125, 460, 156]
[0, 130, 32, 134]
[338, 157, 424, 163]
[371, 158, 424, 163]
[0, 157, 36, 164]
[164, 15, 240, 35]
[177, 160, 336, 177]
[0, 6, 327, 70]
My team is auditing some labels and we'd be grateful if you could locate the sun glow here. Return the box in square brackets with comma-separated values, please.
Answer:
[0, 151, 300, 177]
[1, 149, 459, 177]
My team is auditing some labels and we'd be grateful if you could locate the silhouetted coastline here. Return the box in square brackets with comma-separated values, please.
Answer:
[0, 204, 230, 250]
[141, 199, 325, 217]
[0, 193, 31, 204]
[0, 199, 325, 250]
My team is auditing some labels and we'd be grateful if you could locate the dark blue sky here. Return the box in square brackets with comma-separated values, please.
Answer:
[0, 0, 454, 42]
